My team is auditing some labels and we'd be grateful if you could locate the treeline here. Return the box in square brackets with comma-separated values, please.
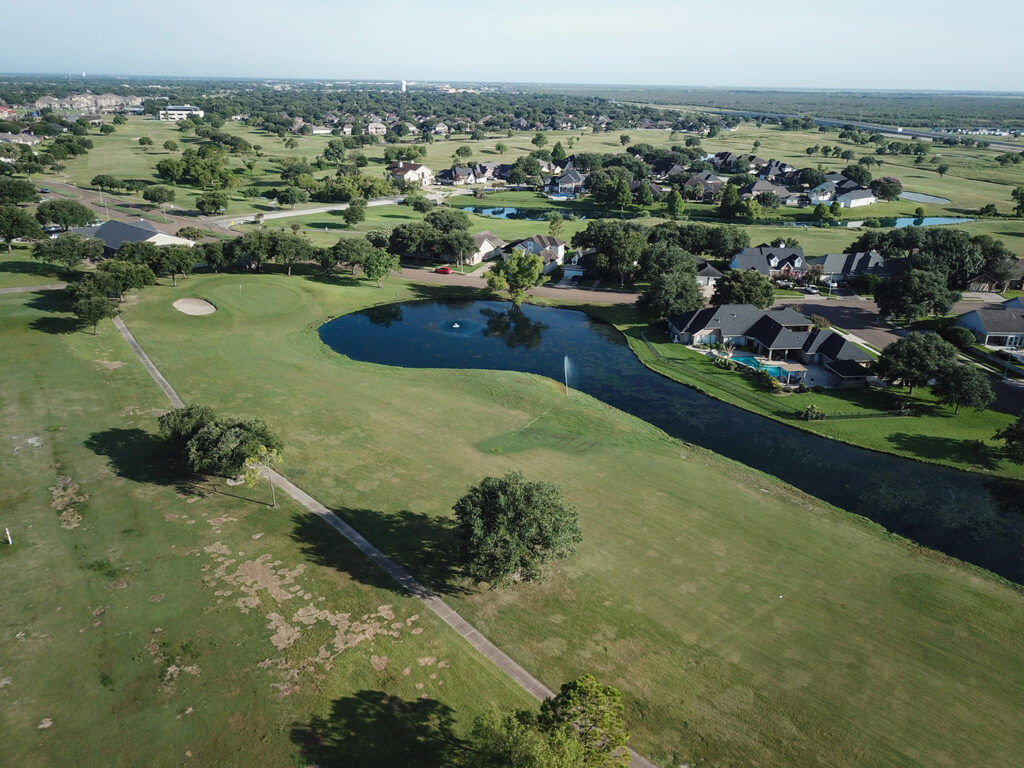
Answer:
[540, 86, 1024, 128]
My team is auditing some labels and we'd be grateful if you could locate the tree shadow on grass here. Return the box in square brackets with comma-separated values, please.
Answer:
[886, 432, 1003, 470]
[0, 259, 63, 280]
[291, 690, 463, 768]
[84, 428, 186, 486]
[290, 506, 469, 596]
[25, 289, 82, 334]
[29, 315, 83, 334]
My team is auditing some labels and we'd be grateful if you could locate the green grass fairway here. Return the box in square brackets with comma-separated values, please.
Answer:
[0, 288, 533, 767]
[94, 271, 1024, 767]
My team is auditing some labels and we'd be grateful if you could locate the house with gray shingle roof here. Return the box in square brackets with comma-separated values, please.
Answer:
[958, 298, 1024, 347]
[667, 304, 873, 385]
[804, 251, 889, 283]
[731, 243, 806, 280]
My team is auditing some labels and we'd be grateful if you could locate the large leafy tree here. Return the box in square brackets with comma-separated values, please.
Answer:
[0, 178, 38, 205]
[486, 250, 544, 306]
[160, 244, 196, 286]
[73, 292, 119, 335]
[933, 364, 994, 415]
[539, 675, 630, 768]
[270, 231, 313, 276]
[875, 268, 960, 321]
[195, 190, 228, 214]
[35, 199, 93, 231]
[452, 471, 581, 586]
[711, 269, 774, 309]
[875, 333, 958, 395]
[360, 247, 400, 287]
[0, 205, 43, 252]
[95, 260, 156, 300]
[32, 232, 103, 274]
[639, 264, 704, 318]
[1011, 185, 1024, 217]
[185, 417, 283, 477]
[466, 710, 585, 768]
[994, 412, 1024, 463]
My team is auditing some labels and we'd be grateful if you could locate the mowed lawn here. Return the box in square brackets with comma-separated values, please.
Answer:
[104, 270, 1024, 767]
[0, 289, 533, 768]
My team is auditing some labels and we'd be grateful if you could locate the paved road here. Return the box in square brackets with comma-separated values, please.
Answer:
[107, 312, 654, 768]
[0, 282, 67, 295]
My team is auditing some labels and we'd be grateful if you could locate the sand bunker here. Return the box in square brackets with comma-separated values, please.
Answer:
[173, 298, 216, 315]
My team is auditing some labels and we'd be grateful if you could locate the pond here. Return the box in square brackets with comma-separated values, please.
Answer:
[900, 191, 951, 204]
[319, 300, 1024, 584]
[783, 216, 973, 229]
[461, 206, 587, 222]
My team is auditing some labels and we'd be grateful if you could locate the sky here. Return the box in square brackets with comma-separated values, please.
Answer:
[1, 0, 1020, 91]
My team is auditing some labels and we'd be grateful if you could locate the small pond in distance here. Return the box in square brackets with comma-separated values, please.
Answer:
[320, 300, 1024, 584]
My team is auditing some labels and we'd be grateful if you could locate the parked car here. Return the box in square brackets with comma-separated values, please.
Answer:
[776, 280, 793, 289]
[804, 285, 820, 294]
[433, 266, 452, 274]
[39, 187, 50, 193]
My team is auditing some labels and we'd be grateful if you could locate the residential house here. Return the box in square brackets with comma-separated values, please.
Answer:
[503, 235, 567, 274]
[958, 298, 1024, 347]
[695, 258, 723, 287]
[804, 251, 888, 284]
[386, 161, 434, 187]
[683, 170, 727, 200]
[730, 243, 806, 280]
[0, 132, 42, 146]
[562, 249, 598, 280]
[511, 117, 532, 131]
[628, 180, 663, 201]
[70, 219, 195, 256]
[437, 166, 479, 185]
[339, 123, 354, 135]
[470, 231, 507, 264]
[711, 152, 766, 171]
[158, 105, 204, 121]
[667, 304, 873, 386]
[757, 159, 795, 182]
[366, 120, 387, 136]
[808, 173, 876, 208]
[545, 169, 587, 195]
[738, 179, 799, 206]
[432, 123, 451, 135]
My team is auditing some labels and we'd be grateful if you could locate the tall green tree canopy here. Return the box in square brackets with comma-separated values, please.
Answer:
[875, 333, 958, 395]
[452, 470, 581, 586]
[539, 675, 630, 768]
[0, 205, 43, 252]
[35, 199, 93, 231]
[32, 232, 102, 273]
[486, 250, 545, 306]
[710, 269, 774, 309]
[933, 364, 993, 415]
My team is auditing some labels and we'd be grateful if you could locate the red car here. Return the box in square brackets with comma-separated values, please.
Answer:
[434, 266, 452, 274]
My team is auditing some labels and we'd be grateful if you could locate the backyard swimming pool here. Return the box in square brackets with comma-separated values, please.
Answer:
[730, 355, 783, 378]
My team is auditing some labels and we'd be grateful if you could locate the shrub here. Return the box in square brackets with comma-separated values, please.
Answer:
[938, 325, 976, 349]
[802, 404, 826, 421]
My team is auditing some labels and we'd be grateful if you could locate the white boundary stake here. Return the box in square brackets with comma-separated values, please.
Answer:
[5, 528, 12, 545]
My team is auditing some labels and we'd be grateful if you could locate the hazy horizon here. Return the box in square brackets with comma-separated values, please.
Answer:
[1, 0, 1020, 92]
